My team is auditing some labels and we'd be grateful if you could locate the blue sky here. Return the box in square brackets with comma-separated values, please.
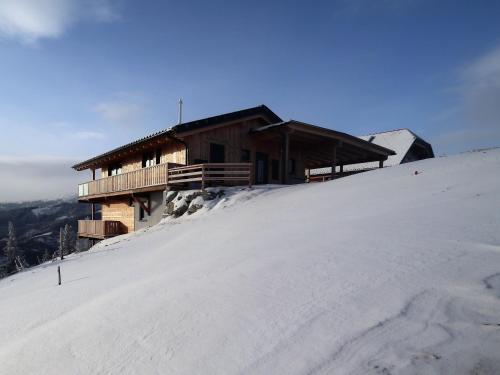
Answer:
[0, 0, 499, 201]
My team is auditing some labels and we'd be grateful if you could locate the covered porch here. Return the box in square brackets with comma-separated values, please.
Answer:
[251, 120, 395, 184]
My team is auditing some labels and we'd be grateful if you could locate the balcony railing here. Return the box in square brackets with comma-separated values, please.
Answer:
[78, 162, 252, 198]
[78, 220, 122, 239]
[167, 163, 252, 189]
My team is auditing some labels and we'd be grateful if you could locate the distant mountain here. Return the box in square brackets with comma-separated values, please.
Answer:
[0, 198, 92, 267]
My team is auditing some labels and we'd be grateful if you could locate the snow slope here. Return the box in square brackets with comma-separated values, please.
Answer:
[1, 149, 500, 375]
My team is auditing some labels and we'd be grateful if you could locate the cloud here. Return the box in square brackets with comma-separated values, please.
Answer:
[0, 0, 120, 43]
[93, 93, 146, 128]
[459, 45, 500, 129]
[431, 44, 500, 154]
[71, 131, 106, 140]
[0, 155, 86, 202]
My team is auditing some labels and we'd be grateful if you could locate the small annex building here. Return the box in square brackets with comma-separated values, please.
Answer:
[309, 129, 434, 180]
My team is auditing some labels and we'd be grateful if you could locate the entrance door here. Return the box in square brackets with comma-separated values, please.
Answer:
[209, 143, 225, 163]
[255, 152, 269, 184]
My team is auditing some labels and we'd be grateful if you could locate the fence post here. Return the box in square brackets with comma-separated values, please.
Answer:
[58, 266, 61, 285]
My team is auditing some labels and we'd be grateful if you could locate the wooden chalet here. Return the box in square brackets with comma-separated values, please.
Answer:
[73, 105, 395, 240]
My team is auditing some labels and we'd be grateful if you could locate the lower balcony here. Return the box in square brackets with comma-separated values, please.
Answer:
[78, 220, 123, 239]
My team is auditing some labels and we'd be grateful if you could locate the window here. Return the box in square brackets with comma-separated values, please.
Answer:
[271, 159, 280, 180]
[155, 149, 161, 165]
[209, 143, 225, 163]
[142, 152, 155, 168]
[288, 159, 296, 175]
[107, 163, 122, 176]
[241, 149, 251, 162]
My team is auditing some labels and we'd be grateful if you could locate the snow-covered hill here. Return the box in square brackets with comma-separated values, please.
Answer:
[1, 149, 500, 375]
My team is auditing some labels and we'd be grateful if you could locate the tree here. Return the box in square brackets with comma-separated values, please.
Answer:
[3, 221, 18, 263]
[3, 221, 25, 273]
[59, 224, 76, 259]
[41, 249, 51, 263]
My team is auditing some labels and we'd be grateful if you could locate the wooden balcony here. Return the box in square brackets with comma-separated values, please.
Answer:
[78, 162, 252, 199]
[78, 220, 122, 239]
[167, 163, 252, 189]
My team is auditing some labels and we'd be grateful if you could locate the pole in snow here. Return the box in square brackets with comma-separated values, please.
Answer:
[58, 266, 61, 286]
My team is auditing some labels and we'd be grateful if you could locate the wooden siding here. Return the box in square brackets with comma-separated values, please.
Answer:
[183, 118, 305, 183]
[101, 201, 135, 233]
[96, 117, 306, 185]
[101, 141, 186, 178]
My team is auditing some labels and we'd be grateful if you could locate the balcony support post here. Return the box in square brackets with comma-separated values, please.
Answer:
[132, 195, 150, 215]
[91, 168, 96, 220]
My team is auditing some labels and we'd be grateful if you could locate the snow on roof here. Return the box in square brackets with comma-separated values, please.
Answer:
[311, 129, 417, 175]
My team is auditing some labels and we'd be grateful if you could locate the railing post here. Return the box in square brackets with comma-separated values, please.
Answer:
[201, 165, 205, 190]
[248, 163, 252, 188]
[165, 163, 169, 186]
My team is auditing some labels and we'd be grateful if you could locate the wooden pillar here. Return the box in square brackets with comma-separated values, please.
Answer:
[330, 144, 337, 180]
[305, 168, 310, 183]
[91, 168, 96, 220]
[282, 131, 290, 184]
[340, 165, 344, 175]
[379, 160, 384, 168]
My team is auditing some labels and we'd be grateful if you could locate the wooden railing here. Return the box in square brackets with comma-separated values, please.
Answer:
[168, 163, 252, 189]
[78, 162, 252, 198]
[307, 174, 332, 183]
[78, 220, 122, 239]
[78, 162, 182, 198]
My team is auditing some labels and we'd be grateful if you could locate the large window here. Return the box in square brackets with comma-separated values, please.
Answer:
[241, 149, 251, 162]
[155, 149, 161, 165]
[142, 149, 162, 168]
[142, 152, 155, 168]
[209, 143, 225, 163]
[288, 158, 296, 175]
[107, 163, 122, 176]
[271, 159, 280, 180]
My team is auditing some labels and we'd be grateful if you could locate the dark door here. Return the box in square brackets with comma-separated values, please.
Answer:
[209, 143, 225, 163]
[255, 152, 269, 184]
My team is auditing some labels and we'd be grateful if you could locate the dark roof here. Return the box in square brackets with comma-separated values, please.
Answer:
[72, 105, 282, 170]
[253, 120, 396, 157]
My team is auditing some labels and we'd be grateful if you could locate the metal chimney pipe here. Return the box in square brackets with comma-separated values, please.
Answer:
[178, 98, 183, 125]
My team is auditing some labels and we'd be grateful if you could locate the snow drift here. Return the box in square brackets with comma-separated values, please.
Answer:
[1, 149, 500, 375]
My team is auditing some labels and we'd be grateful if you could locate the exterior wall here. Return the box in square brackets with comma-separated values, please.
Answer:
[401, 142, 434, 164]
[94, 114, 308, 190]
[100, 141, 186, 178]
[101, 200, 135, 233]
[182, 118, 306, 183]
[134, 191, 165, 230]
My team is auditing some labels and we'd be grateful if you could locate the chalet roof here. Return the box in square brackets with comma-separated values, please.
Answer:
[72, 105, 282, 171]
[310, 128, 431, 175]
[252, 120, 396, 160]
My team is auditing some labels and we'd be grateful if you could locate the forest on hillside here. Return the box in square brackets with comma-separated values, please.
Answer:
[0, 199, 92, 276]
